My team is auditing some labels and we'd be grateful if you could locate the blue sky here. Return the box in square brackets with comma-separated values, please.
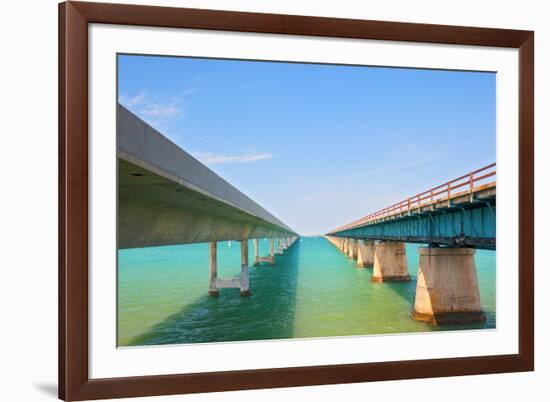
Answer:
[118, 55, 496, 235]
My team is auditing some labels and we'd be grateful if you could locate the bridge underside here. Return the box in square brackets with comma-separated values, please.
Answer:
[332, 188, 496, 250]
[117, 105, 295, 249]
[118, 159, 294, 249]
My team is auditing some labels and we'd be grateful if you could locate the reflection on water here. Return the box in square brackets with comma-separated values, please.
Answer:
[118, 237, 496, 346]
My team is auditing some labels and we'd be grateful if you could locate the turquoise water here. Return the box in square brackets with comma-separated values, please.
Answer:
[117, 237, 496, 346]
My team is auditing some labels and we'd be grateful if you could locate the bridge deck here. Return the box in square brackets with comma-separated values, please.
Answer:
[328, 164, 496, 249]
[363, 182, 495, 225]
[117, 105, 296, 249]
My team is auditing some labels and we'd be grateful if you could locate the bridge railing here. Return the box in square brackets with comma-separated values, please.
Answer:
[331, 163, 496, 233]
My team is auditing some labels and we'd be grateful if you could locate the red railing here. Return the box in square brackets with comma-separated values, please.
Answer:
[329, 163, 496, 233]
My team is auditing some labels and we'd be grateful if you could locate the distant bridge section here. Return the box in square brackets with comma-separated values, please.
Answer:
[326, 164, 496, 324]
[327, 164, 496, 250]
[117, 105, 297, 249]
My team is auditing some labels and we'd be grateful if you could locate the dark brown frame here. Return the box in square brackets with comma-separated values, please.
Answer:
[59, 1, 534, 400]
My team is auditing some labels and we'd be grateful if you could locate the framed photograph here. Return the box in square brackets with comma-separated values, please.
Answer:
[59, 1, 534, 400]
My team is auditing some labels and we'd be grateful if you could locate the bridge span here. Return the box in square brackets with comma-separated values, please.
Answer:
[117, 105, 298, 296]
[326, 164, 496, 325]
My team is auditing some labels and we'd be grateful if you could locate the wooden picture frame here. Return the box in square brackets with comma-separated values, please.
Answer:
[59, 1, 534, 400]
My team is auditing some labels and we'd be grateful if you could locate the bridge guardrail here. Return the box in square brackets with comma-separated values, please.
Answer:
[331, 163, 496, 233]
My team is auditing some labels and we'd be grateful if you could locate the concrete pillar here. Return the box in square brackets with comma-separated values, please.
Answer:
[342, 238, 348, 254]
[240, 240, 250, 296]
[357, 240, 375, 267]
[208, 242, 219, 296]
[412, 247, 485, 324]
[277, 238, 283, 255]
[253, 239, 259, 266]
[372, 241, 410, 282]
[253, 238, 275, 266]
[269, 239, 275, 265]
[347, 239, 357, 259]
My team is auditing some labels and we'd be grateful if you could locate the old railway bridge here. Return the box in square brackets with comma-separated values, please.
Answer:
[326, 163, 496, 324]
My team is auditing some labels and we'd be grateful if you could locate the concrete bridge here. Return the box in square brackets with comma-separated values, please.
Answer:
[117, 105, 299, 296]
[326, 164, 496, 325]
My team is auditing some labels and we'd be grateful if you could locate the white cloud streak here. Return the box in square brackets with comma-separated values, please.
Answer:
[193, 151, 274, 165]
[119, 89, 194, 125]
[121, 91, 146, 107]
[140, 103, 181, 118]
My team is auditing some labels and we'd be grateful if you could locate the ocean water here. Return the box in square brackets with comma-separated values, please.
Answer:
[117, 237, 496, 346]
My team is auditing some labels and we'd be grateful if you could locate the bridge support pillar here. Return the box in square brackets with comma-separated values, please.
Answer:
[253, 239, 260, 266]
[208, 242, 219, 296]
[372, 241, 410, 282]
[253, 238, 275, 266]
[347, 239, 357, 259]
[343, 238, 349, 255]
[239, 240, 250, 296]
[208, 240, 251, 296]
[412, 247, 485, 324]
[270, 239, 275, 264]
[357, 240, 375, 267]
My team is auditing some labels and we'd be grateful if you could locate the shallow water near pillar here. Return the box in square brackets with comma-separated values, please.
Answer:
[117, 237, 496, 347]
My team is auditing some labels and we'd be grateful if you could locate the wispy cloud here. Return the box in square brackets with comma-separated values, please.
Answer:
[193, 151, 274, 165]
[140, 103, 181, 118]
[121, 91, 146, 107]
[119, 89, 195, 127]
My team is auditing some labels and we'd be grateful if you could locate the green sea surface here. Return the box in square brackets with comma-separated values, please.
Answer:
[117, 237, 496, 346]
